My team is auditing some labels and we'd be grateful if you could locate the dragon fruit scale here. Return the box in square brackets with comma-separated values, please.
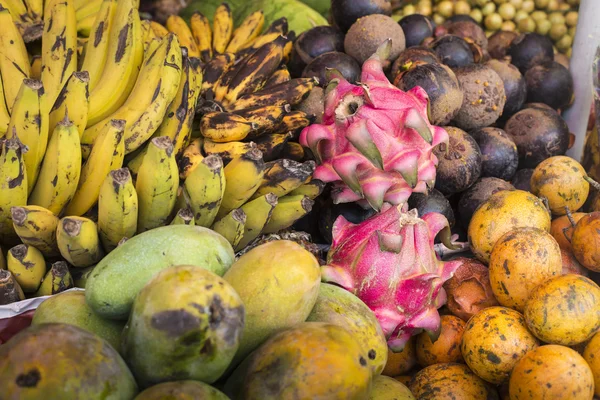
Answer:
[299, 39, 449, 211]
[321, 204, 463, 351]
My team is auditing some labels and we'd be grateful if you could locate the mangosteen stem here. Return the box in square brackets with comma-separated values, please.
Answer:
[540, 196, 551, 216]
[584, 175, 600, 191]
[565, 206, 576, 228]
[434, 241, 470, 259]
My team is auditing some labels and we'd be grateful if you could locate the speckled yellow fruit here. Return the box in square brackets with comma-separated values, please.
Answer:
[369, 375, 415, 400]
[571, 211, 600, 272]
[583, 331, 600, 397]
[550, 212, 586, 251]
[382, 337, 417, 377]
[306, 283, 388, 375]
[524, 274, 600, 345]
[468, 190, 551, 263]
[530, 156, 590, 215]
[509, 345, 594, 399]
[461, 307, 539, 384]
[409, 363, 497, 399]
[489, 227, 562, 312]
[416, 315, 465, 367]
[241, 322, 372, 399]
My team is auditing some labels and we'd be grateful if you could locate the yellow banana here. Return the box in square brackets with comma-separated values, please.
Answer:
[166, 14, 200, 58]
[98, 167, 138, 252]
[81, 0, 117, 91]
[200, 111, 256, 142]
[253, 132, 292, 162]
[182, 154, 225, 227]
[152, 54, 202, 160]
[170, 207, 195, 225]
[251, 159, 316, 199]
[41, 0, 77, 112]
[234, 104, 289, 138]
[0, 269, 25, 304]
[5, 79, 47, 192]
[0, 76, 9, 136]
[262, 194, 314, 234]
[235, 193, 278, 251]
[57, 216, 104, 267]
[178, 137, 203, 179]
[11, 205, 60, 257]
[217, 147, 265, 219]
[282, 33, 294, 63]
[202, 139, 256, 165]
[282, 141, 305, 161]
[0, 136, 27, 243]
[201, 52, 235, 97]
[77, 14, 95, 37]
[35, 261, 74, 296]
[2, 0, 28, 21]
[30, 55, 42, 80]
[212, 2, 233, 54]
[49, 71, 89, 140]
[83, 34, 182, 155]
[264, 66, 291, 88]
[274, 110, 313, 133]
[23, 0, 42, 19]
[223, 37, 286, 105]
[211, 208, 246, 247]
[136, 136, 179, 232]
[65, 119, 125, 216]
[75, 0, 101, 21]
[7, 244, 45, 292]
[229, 77, 318, 111]
[0, 7, 30, 110]
[225, 10, 264, 53]
[288, 179, 325, 200]
[190, 12, 212, 63]
[211, 58, 245, 103]
[149, 20, 168, 37]
[28, 117, 81, 216]
[86, 0, 143, 126]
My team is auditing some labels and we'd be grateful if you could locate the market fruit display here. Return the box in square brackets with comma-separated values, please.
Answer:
[2, 0, 600, 397]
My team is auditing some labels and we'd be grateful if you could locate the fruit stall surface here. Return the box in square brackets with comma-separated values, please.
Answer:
[1, 0, 600, 398]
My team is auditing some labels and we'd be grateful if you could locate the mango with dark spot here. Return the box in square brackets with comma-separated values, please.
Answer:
[524, 274, 600, 346]
[32, 290, 125, 352]
[133, 380, 229, 399]
[369, 375, 415, 400]
[530, 156, 590, 215]
[468, 189, 551, 263]
[509, 345, 594, 399]
[416, 314, 465, 367]
[306, 283, 388, 375]
[0, 323, 138, 399]
[583, 331, 600, 397]
[409, 362, 499, 399]
[122, 266, 244, 388]
[571, 212, 600, 272]
[223, 240, 321, 369]
[461, 306, 539, 385]
[489, 227, 562, 312]
[241, 322, 372, 399]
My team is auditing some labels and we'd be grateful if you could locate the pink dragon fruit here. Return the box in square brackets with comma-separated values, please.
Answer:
[299, 40, 448, 211]
[321, 204, 462, 351]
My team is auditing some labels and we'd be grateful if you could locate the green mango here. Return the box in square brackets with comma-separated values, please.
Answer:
[306, 283, 389, 375]
[180, 0, 328, 35]
[0, 323, 138, 399]
[85, 225, 235, 320]
[122, 266, 245, 388]
[134, 380, 229, 399]
[32, 290, 125, 351]
[369, 375, 416, 400]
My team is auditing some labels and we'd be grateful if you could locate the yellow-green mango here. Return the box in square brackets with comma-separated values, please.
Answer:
[133, 381, 229, 399]
[32, 290, 124, 351]
[86, 225, 235, 320]
[242, 322, 372, 399]
[223, 240, 321, 367]
[122, 265, 244, 388]
[307, 282, 388, 375]
[369, 375, 416, 400]
[0, 323, 138, 399]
